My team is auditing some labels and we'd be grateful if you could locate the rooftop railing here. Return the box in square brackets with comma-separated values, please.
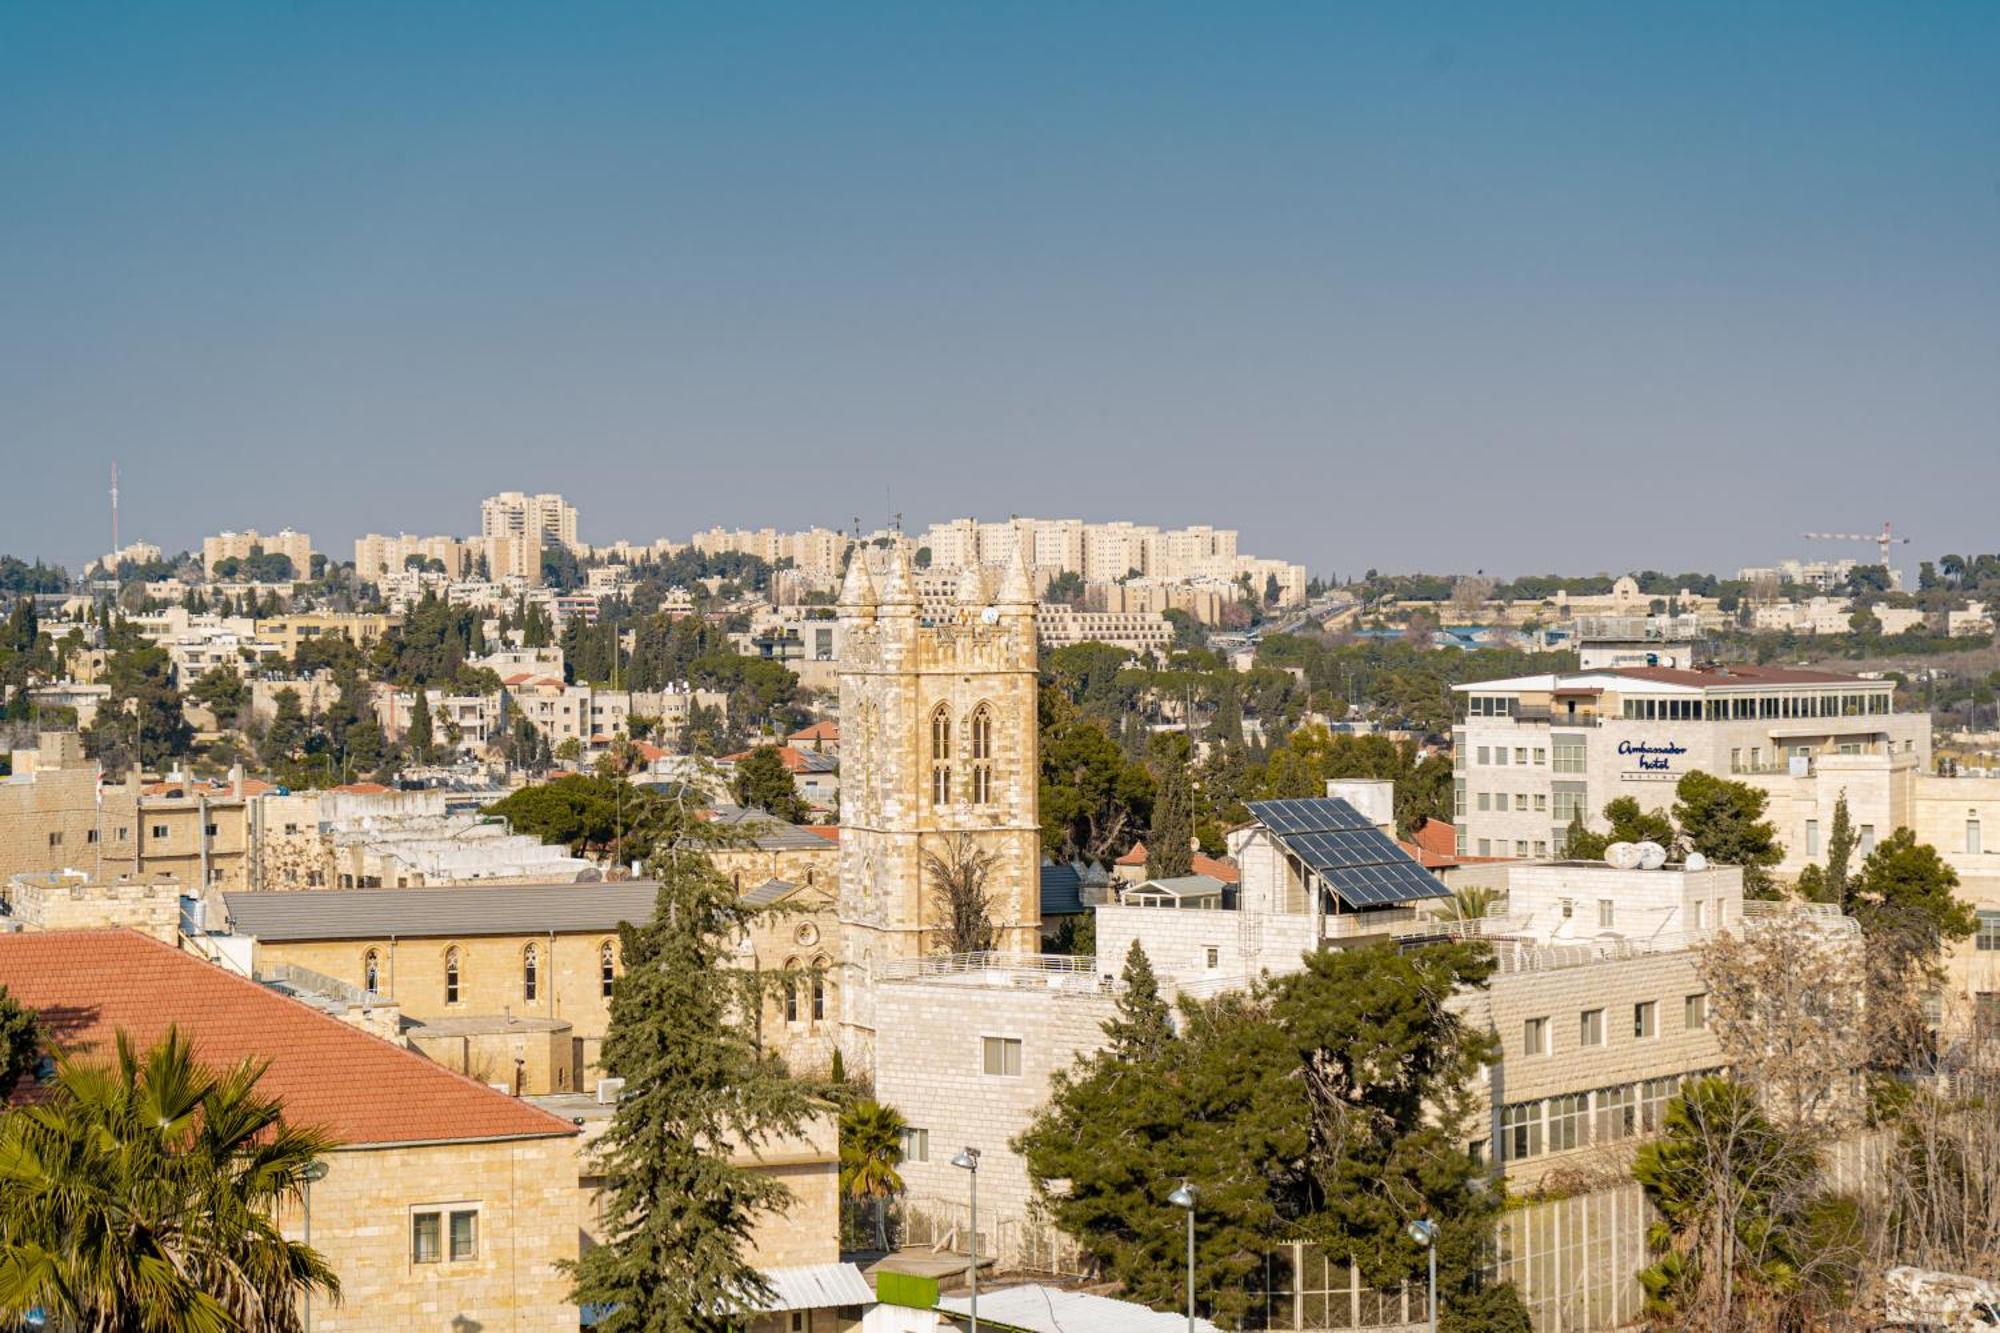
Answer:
[874, 951, 1114, 994]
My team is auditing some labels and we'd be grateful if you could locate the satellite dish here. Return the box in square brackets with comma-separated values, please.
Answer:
[1636, 841, 1668, 871]
[1684, 852, 1708, 872]
[1605, 841, 1642, 870]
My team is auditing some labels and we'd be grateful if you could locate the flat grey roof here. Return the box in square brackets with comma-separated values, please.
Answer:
[223, 881, 660, 942]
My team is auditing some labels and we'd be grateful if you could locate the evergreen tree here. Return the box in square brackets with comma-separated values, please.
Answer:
[730, 746, 809, 822]
[1673, 772, 1784, 897]
[566, 836, 817, 1328]
[1100, 941, 1173, 1060]
[407, 690, 435, 765]
[1822, 791, 1857, 905]
[1147, 734, 1195, 879]
[259, 687, 309, 773]
[0, 984, 38, 1098]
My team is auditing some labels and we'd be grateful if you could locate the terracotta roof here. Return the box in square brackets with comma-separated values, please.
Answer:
[330, 781, 389, 795]
[1112, 842, 1240, 883]
[1610, 664, 1861, 688]
[1410, 818, 1458, 858]
[634, 741, 667, 762]
[0, 930, 575, 1148]
[803, 825, 839, 843]
[788, 721, 839, 742]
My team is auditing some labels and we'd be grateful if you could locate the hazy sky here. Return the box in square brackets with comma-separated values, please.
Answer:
[4, 2, 1997, 580]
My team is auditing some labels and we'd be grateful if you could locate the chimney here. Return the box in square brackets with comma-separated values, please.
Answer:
[1325, 778, 1396, 839]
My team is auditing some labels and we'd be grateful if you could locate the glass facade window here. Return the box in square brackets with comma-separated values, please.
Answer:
[1501, 1101, 1542, 1160]
[1552, 737, 1587, 773]
[1548, 1093, 1588, 1152]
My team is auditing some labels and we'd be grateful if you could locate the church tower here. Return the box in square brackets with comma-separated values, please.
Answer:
[836, 540, 1042, 1071]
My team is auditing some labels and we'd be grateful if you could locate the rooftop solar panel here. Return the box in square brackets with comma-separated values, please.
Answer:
[1251, 799, 1448, 908]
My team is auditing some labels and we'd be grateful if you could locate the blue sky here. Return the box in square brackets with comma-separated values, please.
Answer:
[3, 2, 1996, 578]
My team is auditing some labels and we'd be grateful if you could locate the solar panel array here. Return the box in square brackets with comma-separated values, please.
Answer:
[1247, 798, 1449, 908]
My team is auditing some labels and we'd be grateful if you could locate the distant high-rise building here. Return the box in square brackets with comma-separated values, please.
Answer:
[480, 492, 578, 551]
[201, 529, 313, 577]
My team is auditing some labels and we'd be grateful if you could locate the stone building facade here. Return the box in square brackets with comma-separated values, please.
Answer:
[836, 544, 1043, 1072]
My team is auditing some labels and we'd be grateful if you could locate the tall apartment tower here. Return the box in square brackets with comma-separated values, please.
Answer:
[836, 541, 1043, 1073]
[479, 492, 578, 550]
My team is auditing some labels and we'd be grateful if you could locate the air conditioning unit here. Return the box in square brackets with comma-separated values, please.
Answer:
[596, 1077, 626, 1105]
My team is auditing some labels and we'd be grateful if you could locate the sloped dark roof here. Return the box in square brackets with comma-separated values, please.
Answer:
[225, 881, 659, 941]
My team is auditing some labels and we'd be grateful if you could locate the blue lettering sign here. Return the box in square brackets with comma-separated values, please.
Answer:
[1618, 739, 1688, 772]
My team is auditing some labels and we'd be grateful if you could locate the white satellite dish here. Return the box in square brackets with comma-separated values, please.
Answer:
[1684, 852, 1709, 872]
[1636, 841, 1668, 871]
[1605, 841, 1642, 870]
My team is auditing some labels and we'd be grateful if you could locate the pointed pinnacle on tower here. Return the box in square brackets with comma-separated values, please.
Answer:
[838, 544, 878, 611]
[954, 562, 988, 606]
[997, 541, 1035, 607]
[878, 541, 918, 607]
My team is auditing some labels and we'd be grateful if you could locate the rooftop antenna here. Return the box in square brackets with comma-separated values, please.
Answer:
[109, 462, 120, 561]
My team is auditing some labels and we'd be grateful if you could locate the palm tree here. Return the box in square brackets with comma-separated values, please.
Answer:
[0, 1026, 340, 1331]
[1440, 884, 1500, 925]
[838, 1099, 907, 1252]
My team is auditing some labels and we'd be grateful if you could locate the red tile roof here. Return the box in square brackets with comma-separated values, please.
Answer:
[1410, 818, 1458, 859]
[1114, 842, 1240, 883]
[803, 825, 839, 843]
[788, 721, 839, 743]
[330, 781, 389, 795]
[720, 746, 812, 773]
[1611, 664, 1860, 688]
[0, 931, 574, 1149]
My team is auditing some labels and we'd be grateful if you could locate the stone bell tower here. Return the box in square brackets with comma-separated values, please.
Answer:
[836, 540, 1043, 1072]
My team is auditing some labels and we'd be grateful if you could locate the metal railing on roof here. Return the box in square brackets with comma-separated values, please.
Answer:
[873, 951, 1113, 994]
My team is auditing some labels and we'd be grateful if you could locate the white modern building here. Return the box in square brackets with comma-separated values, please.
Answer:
[1450, 664, 1930, 860]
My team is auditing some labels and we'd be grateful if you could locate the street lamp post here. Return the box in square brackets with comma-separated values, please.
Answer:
[302, 1159, 330, 1332]
[1405, 1219, 1437, 1333]
[1167, 1181, 1197, 1333]
[951, 1147, 982, 1333]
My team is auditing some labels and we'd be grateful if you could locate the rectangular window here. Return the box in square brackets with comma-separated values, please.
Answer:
[1640, 1076, 1679, 1133]
[1515, 794, 1528, 812]
[1596, 1084, 1638, 1141]
[1204, 946, 1220, 969]
[1548, 1093, 1588, 1152]
[1501, 1101, 1543, 1161]
[1860, 824, 1876, 854]
[901, 1127, 930, 1163]
[982, 1037, 1022, 1077]
[1730, 747, 1742, 773]
[1691, 900, 1706, 930]
[1476, 746, 1490, 765]
[1477, 792, 1491, 812]
[86, 829, 98, 844]
[1685, 993, 1709, 1029]
[449, 1210, 478, 1261]
[1552, 789, 1588, 824]
[1514, 748, 1528, 765]
[1533, 793, 1548, 812]
[1514, 840, 1529, 857]
[1477, 839, 1491, 856]
[1970, 819, 1983, 856]
[1533, 748, 1546, 766]
[1453, 780, 1466, 818]
[151, 824, 169, 840]
[1495, 748, 1508, 766]
[1975, 911, 2000, 952]
[1560, 898, 1574, 920]
[1523, 1017, 1547, 1056]
[412, 1212, 442, 1264]
[46, 832, 61, 848]
[1598, 899, 1615, 929]
[203, 823, 218, 838]
[1580, 1009, 1604, 1046]
[1634, 1001, 1658, 1039]
[1551, 737, 1586, 774]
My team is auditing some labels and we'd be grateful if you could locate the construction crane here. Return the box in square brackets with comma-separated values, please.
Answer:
[1802, 521, 1911, 570]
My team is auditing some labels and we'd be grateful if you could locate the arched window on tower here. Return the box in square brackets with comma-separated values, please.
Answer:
[784, 957, 802, 1023]
[970, 704, 994, 804]
[811, 961, 828, 1022]
[444, 948, 461, 1005]
[523, 943, 539, 1002]
[930, 705, 953, 806]
[363, 948, 381, 997]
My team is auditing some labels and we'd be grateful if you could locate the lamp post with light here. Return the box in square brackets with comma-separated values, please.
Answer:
[1167, 1181, 1197, 1333]
[1406, 1219, 1437, 1333]
[951, 1147, 981, 1333]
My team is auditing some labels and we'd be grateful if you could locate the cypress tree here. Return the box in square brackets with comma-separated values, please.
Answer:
[1100, 941, 1173, 1060]
[1148, 733, 1195, 879]
[1820, 791, 1856, 906]
[566, 837, 817, 1329]
[407, 690, 435, 765]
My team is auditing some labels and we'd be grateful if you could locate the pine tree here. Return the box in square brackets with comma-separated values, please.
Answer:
[1100, 941, 1173, 1060]
[566, 837, 817, 1329]
[1147, 733, 1195, 879]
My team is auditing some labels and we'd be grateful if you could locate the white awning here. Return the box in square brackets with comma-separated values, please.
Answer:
[753, 1263, 877, 1313]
